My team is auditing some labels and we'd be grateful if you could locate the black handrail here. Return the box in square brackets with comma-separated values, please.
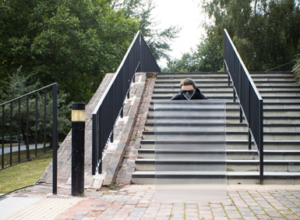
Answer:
[224, 29, 264, 184]
[265, 61, 295, 72]
[92, 32, 160, 175]
[0, 83, 58, 194]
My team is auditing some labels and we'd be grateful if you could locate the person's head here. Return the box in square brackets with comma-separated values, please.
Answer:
[180, 78, 196, 91]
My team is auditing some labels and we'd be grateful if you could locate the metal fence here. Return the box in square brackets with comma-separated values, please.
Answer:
[265, 61, 295, 72]
[92, 32, 160, 175]
[224, 29, 264, 184]
[0, 83, 58, 193]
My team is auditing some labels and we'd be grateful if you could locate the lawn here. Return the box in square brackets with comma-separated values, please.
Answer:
[0, 148, 52, 194]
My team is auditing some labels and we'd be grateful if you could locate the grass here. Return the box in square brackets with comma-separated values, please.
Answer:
[0, 145, 52, 167]
[0, 148, 52, 194]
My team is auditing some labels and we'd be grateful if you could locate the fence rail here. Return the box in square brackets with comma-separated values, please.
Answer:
[224, 29, 264, 184]
[0, 83, 58, 194]
[92, 32, 160, 175]
[265, 61, 295, 72]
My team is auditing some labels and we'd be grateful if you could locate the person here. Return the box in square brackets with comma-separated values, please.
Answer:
[171, 78, 207, 100]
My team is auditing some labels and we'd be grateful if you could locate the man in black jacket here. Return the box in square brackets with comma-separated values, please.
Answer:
[171, 78, 207, 100]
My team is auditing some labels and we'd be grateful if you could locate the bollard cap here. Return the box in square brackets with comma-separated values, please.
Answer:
[72, 103, 85, 122]
[72, 103, 85, 110]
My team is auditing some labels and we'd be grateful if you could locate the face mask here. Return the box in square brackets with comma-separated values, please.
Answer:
[181, 89, 195, 100]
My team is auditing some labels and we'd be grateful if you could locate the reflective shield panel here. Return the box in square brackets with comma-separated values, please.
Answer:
[154, 100, 226, 203]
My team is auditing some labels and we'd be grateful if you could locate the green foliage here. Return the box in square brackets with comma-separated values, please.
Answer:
[0, 67, 70, 146]
[0, 0, 139, 103]
[202, 0, 300, 71]
[164, 39, 223, 72]
[111, 0, 180, 61]
[167, 0, 300, 73]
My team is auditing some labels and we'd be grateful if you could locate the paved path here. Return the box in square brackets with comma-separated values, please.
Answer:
[1, 184, 300, 220]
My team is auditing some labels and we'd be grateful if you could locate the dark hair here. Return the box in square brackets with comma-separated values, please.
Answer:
[180, 78, 196, 89]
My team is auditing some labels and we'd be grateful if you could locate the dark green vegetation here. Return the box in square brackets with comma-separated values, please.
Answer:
[0, 70, 69, 148]
[0, 0, 139, 104]
[0, 0, 179, 140]
[164, 0, 300, 74]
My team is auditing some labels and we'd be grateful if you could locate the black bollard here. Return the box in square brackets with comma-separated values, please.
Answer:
[71, 103, 85, 196]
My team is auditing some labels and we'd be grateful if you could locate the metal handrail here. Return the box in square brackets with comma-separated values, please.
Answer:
[92, 32, 160, 175]
[265, 61, 295, 72]
[224, 29, 264, 184]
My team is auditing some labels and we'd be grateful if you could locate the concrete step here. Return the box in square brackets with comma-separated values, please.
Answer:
[156, 76, 229, 80]
[263, 117, 300, 124]
[151, 96, 238, 101]
[154, 85, 233, 90]
[142, 131, 248, 141]
[148, 110, 240, 117]
[155, 82, 232, 86]
[131, 171, 300, 185]
[140, 139, 300, 150]
[134, 159, 300, 172]
[264, 140, 300, 150]
[263, 102, 300, 109]
[140, 140, 254, 150]
[250, 71, 294, 77]
[146, 116, 244, 124]
[263, 132, 300, 140]
[157, 72, 228, 76]
[137, 149, 300, 160]
[144, 123, 248, 132]
[264, 124, 300, 132]
[148, 107, 300, 117]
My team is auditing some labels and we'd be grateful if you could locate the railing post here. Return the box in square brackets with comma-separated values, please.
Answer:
[2, 106, 4, 169]
[92, 114, 97, 175]
[248, 130, 251, 150]
[71, 103, 85, 196]
[52, 83, 58, 195]
[259, 100, 264, 185]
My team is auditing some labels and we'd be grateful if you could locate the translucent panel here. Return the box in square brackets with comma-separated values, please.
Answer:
[154, 100, 227, 203]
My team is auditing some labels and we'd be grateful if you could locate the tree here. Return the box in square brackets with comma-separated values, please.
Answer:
[0, 66, 70, 155]
[163, 38, 223, 73]
[0, 0, 139, 103]
[111, 0, 181, 61]
[201, 0, 300, 71]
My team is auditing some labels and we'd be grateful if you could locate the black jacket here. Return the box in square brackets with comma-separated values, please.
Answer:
[171, 88, 207, 100]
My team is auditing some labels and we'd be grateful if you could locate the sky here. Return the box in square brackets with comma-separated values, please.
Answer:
[151, 0, 208, 68]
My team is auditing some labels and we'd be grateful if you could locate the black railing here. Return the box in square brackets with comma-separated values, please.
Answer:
[265, 61, 295, 72]
[92, 32, 160, 175]
[224, 29, 264, 184]
[0, 83, 58, 193]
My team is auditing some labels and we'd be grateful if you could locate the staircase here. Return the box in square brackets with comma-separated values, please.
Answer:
[132, 71, 300, 185]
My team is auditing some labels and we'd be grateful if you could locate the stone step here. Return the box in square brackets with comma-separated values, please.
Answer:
[146, 116, 243, 124]
[156, 76, 229, 80]
[142, 131, 300, 141]
[251, 75, 295, 80]
[155, 83, 233, 87]
[153, 90, 300, 96]
[148, 107, 300, 117]
[144, 123, 248, 132]
[264, 124, 300, 132]
[263, 117, 300, 124]
[151, 96, 238, 101]
[137, 149, 300, 160]
[140, 140, 300, 150]
[131, 171, 300, 185]
[142, 131, 248, 141]
[263, 102, 300, 109]
[134, 159, 300, 172]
